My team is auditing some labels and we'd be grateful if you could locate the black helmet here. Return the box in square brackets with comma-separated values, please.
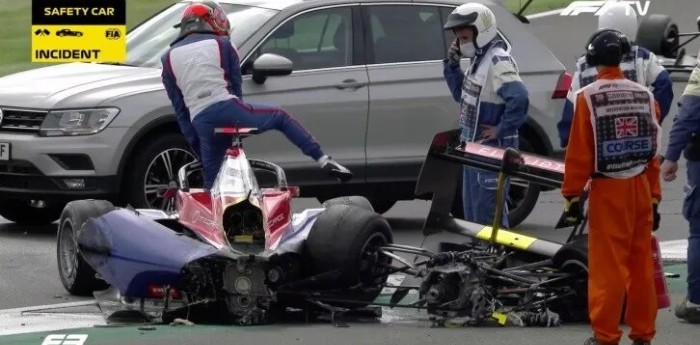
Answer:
[585, 29, 632, 67]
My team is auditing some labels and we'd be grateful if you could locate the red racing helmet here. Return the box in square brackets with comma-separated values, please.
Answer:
[174, 1, 231, 37]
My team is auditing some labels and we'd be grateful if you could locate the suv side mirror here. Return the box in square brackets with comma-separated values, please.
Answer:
[252, 53, 293, 84]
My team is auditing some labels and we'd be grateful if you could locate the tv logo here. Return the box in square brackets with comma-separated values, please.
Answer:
[560, 1, 651, 16]
[105, 28, 122, 40]
[41, 334, 88, 345]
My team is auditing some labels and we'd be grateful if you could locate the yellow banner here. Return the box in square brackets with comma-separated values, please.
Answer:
[31, 25, 126, 63]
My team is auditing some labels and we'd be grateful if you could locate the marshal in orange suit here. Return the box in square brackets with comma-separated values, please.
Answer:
[561, 29, 662, 345]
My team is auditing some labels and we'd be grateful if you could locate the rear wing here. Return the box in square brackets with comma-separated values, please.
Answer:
[413, 129, 569, 255]
[415, 129, 564, 196]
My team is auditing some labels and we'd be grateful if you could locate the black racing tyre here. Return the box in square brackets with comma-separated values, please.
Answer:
[0, 199, 64, 226]
[57, 200, 115, 296]
[322, 196, 375, 212]
[550, 235, 589, 323]
[637, 14, 680, 58]
[450, 137, 540, 228]
[306, 204, 393, 307]
[123, 133, 196, 210]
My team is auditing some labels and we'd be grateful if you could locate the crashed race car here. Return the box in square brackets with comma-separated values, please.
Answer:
[382, 129, 591, 327]
[55, 127, 598, 328]
[398, 128, 670, 327]
[56, 127, 396, 326]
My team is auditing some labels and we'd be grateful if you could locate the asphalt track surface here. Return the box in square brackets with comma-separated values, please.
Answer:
[1, 2, 700, 344]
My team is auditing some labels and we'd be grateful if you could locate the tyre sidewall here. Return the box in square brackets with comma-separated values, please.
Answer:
[56, 200, 114, 295]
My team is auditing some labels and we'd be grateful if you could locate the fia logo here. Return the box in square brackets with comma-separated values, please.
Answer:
[41, 334, 88, 345]
[105, 28, 121, 40]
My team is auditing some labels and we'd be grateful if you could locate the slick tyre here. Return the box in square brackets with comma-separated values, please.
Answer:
[306, 204, 393, 307]
[57, 200, 115, 296]
[322, 195, 375, 212]
[551, 236, 589, 323]
[637, 14, 679, 58]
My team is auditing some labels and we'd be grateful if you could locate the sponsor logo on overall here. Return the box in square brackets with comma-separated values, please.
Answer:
[602, 116, 649, 157]
[560, 1, 651, 16]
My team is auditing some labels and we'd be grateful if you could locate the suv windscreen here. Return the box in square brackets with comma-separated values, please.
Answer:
[124, 2, 278, 68]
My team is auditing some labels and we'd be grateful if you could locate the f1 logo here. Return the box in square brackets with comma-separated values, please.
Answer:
[41, 334, 88, 345]
[560, 1, 650, 16]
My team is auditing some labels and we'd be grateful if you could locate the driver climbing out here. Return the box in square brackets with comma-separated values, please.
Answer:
[160, 1, 352, 190]
[442, 3, 529, 229]
[562, 29, 662, 345]
[557, 2, 673, 149]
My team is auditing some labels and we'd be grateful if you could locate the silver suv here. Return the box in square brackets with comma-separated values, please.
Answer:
[0, 0, 569, 227]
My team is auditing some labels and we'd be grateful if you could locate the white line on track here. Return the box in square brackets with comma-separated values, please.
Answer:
[0, 301, 97, 315]
[0, 301, 106, 336]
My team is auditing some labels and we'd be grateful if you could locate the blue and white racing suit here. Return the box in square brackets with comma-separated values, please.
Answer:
[161, 33, 324, 190]
[664, 62, 700, 305]
[557, 45, 673, 148]
[444, 39, 529, 228]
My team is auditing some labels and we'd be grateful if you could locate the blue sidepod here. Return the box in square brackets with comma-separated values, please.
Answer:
[77, 208, 219, 298]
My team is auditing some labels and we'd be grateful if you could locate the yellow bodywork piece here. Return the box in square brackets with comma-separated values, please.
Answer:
[474, 226, 537, 250]
[491, 311, 508, 325]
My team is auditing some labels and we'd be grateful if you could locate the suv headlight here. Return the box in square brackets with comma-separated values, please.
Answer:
[39, 107, 120, 137]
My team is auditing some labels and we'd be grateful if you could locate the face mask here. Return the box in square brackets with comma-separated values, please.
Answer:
[459, 42, 476, 58]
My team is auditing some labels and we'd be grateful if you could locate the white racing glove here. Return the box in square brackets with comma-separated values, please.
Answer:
[317, 155, 353, 182]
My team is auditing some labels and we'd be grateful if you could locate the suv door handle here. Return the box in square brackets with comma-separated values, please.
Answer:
[335, 79, 367, 90]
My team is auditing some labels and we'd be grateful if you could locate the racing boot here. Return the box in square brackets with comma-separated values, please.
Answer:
[318, 155, 353, 182]
[674, 296, 700, 323]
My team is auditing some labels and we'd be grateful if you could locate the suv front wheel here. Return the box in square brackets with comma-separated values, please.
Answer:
[123, 133, 197, 210]
[0, 199, 64, 226]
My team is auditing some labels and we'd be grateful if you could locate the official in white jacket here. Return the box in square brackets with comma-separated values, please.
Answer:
[557, 2, 673, 149]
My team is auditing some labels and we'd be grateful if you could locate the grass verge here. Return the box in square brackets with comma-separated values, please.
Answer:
[502, 0, 574, 15]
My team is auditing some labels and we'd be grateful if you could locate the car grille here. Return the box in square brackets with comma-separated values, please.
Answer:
[0, 108, 47, 132]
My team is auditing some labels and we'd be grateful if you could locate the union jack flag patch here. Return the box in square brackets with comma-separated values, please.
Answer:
[615, 116, 638, 138]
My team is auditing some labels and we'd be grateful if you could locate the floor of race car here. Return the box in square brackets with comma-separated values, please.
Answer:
[0, 263, 695, 345]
